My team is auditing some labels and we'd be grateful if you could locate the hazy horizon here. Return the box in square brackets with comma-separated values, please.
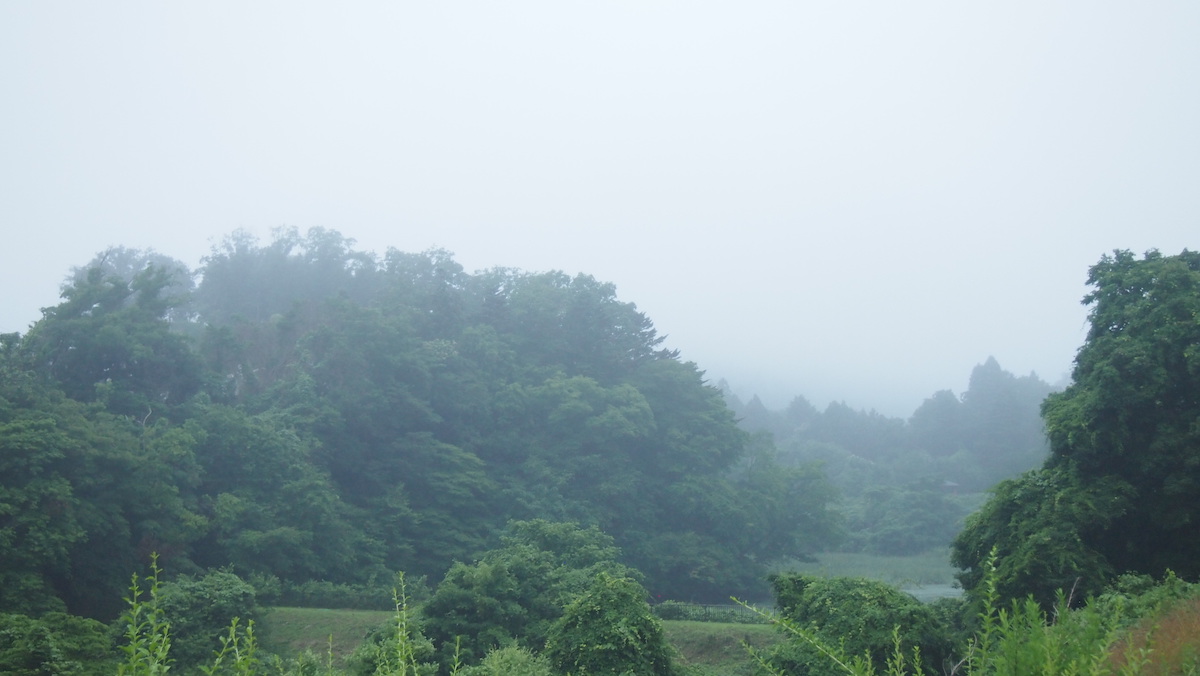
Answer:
[3, 3, 1197, 417]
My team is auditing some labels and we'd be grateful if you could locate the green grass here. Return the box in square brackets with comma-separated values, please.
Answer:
[662, 620, 783, 676]
[257, 606, 393, 668]
[777, 550, 959, 588]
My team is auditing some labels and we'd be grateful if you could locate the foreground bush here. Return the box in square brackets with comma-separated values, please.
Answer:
[544, 572, 680, 676]
[459, 646, 554, 676]
[157, 569, 260, 668]
[0, 612, 114, 676]
[421, 520, 638, 667]
[745, 553, 1200, 676]
[763, 574, 952, 675]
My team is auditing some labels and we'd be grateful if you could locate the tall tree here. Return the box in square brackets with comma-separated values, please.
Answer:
[20, 263, 202, 417]
[195, 226, 379, 326]
[959, 356, 1053, 478]
[954, 249, 1200, 605]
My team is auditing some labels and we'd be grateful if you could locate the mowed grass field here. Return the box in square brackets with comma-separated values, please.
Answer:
[257, 607, 783, 674]
[662, 620, 782, 676]
[258, 606, 394, 668]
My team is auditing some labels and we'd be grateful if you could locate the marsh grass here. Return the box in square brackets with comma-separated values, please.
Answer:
[781, 550, 958, 588]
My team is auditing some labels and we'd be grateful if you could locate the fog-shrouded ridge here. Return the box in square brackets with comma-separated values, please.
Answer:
[3, 3, 1198, 416]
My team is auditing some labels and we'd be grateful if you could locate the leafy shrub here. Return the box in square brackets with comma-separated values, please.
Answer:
[114, 556, 173, 676]
[972, 595, 1118, 675]
[545, 572, 680, 676]
[243, 572, 282, 606]
[765, 574, 952, 675]
[1093, 571, 1200, 624]
[422, 520, 636, 667]
[459, 645, 554, 676]
[652, 600, 691, 620]
[157, 569, 259, 668]
[746, 553, 1200, 676]
[0, 612, 114, 676]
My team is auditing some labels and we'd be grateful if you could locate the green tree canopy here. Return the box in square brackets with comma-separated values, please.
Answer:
[20, 262, 202, 417]
[2, 227, 844, 618]
[954, 249, 1200, 605]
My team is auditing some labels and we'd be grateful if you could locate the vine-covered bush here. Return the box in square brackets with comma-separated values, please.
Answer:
[765, 574, 953, 675]
[544, 572, 680, 676]
[156, 570, 259, 668]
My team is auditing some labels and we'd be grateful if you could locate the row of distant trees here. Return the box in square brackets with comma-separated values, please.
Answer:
[730, 355, 1055, 486]
[724, 355, 1056, 555]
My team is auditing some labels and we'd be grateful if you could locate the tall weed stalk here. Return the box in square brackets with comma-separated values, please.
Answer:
[117, 552, 174, 676]
[199, 617, 260, 675]
[373, 572, 426, 676]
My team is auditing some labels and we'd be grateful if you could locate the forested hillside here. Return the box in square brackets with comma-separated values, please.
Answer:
[5, 236, 1200, 675]
[0, 227, 841, 619]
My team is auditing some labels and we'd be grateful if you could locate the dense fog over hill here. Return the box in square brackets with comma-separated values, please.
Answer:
[2, 3, 1198, 416]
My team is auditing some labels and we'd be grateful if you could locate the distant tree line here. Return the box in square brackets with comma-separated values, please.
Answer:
[725, 356, 1057, 555]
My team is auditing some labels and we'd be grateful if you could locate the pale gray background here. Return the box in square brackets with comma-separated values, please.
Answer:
[2, 2, 1197, 416]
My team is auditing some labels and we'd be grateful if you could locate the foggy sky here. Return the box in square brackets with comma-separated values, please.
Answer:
[2, 2, 1198, 417]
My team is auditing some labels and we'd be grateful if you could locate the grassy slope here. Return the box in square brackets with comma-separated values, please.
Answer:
[258, 607, 393, 668]
[663, 620, 782, 676]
